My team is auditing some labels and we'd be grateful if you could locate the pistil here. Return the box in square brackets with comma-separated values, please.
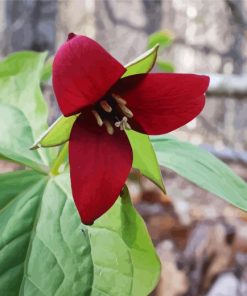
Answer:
[115, 117, 131, 131]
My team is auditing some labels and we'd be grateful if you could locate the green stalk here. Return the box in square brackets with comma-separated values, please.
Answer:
[50, 143, 68, 176]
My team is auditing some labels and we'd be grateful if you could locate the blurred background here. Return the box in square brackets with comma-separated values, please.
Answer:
[1, 0, 247, 295]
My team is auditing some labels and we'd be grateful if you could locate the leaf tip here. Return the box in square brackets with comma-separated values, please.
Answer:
[29, 143, 40, 150]
[154, 43, 160, 50]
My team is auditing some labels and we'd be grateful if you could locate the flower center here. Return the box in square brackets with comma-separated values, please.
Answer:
[91, 93, 133, 135]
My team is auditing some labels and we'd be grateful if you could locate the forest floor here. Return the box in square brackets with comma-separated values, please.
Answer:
[130, 163, 247, 296]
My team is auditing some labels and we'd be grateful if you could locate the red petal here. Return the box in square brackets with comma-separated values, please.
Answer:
[69, 114, 132, 225]
[53, 34, 126, 116]
[113, 73, 209, 135]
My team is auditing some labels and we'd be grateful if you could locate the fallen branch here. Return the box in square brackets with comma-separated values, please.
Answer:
[207, 74, 247, 99]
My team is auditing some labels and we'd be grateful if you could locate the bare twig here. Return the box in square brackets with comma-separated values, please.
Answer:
[207, 74, 247, 99]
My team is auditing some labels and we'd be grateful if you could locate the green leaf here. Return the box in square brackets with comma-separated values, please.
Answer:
[0, 104, 48, 173]
[122, 44, 159, 78]
[41, 58, 52, 82]
[0, 51, 48, 138]
[32, 44, 160, 149]
[152, 136, 247, 211]
[0, 170, 44, 210]
[0, 172, 160, 296]
[127, 130, 166, 193]
[89, 186, 160, 296]
[156, 60, 175, 72]
[147, 31, 173, 49]
[0, 172, 93, 296]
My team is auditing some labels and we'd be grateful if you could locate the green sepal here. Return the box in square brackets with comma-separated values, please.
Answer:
[30, 115, 78, 150]
[122, 43, 159, 77]
[127, 130, 166, 193]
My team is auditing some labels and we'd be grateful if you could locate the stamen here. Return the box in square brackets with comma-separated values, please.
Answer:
[118, 104, 133, 118]
[104, 120, 114, 135]
[92, 94, 133, 133]
[100, 100, 112, 113]
[92, 110, 103, 126]
[112, 93, 127, 105]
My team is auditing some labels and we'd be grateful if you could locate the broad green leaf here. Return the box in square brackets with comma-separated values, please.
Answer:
[152, 136, 247, 211]
[0, 172, 93, 296]
[0, 51, 48, 138]
[127, 130, 165, 193]
[89, 186, 160, 296]
[0, 104, 48, 173]
[147, 31, 173, 49]
[41, 58, 52, 82]
[157, 60, 175, 72]
[31, 115, 78, 150]
[32, 44, 160, 149]
[122, 44, 159, 78]
[0, 170, 44, 209]
[0, 172, 160, 296]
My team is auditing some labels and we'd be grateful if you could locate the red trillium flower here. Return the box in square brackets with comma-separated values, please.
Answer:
[53, 32, 210, 225]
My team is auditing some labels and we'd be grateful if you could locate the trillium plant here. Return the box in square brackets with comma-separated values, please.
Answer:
[1, 32, 247, 296]
[36, 33, 209, 225]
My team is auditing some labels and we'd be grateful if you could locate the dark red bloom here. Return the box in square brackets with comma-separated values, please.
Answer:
[53, 33, 210, 225]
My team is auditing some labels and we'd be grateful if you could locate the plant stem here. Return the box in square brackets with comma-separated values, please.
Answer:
[50, 143, 68, 176]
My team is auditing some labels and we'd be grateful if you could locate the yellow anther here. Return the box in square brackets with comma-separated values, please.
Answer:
[104, 120, 114, 135]
[100, 100, 112, 113]
[118, 104, 133, 118]
[112, 93, 127, 105]
[92, 110, 103, 126]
